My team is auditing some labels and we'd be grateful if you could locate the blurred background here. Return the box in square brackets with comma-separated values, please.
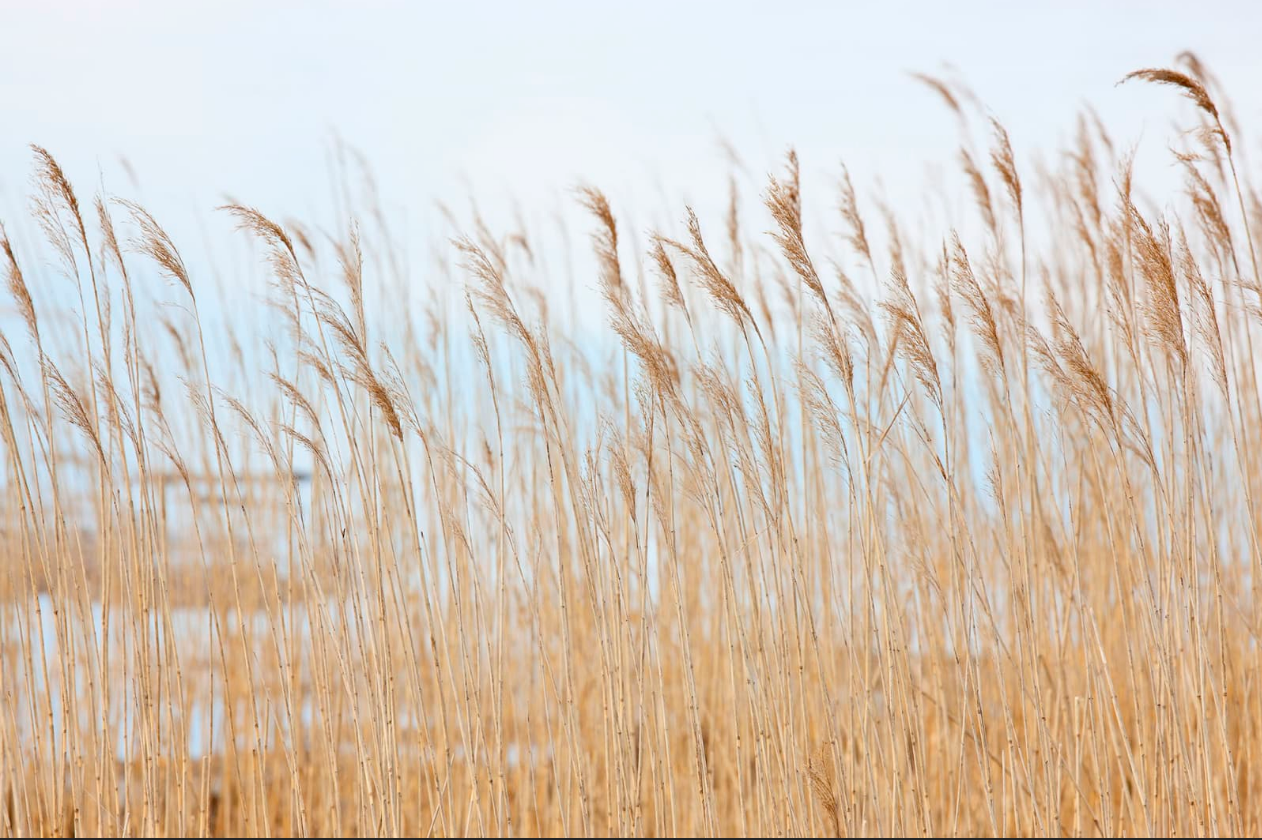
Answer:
[4, 0, 1260, 243]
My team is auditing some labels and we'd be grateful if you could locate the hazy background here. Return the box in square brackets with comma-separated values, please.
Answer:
[2, 0, 1261, 334]
[4, 1, 1261, 211]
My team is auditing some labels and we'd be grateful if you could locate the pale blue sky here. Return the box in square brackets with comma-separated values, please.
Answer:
[4, 1, 1259, 210]
[2, 0, 1260, 327]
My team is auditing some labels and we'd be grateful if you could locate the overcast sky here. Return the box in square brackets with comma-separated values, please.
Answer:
[2, 0, 1260, 302]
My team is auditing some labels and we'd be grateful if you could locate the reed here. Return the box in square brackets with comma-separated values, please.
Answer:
[2, 58, 1261, 837]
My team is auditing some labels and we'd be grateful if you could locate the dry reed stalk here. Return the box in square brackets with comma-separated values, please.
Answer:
[2, 57, 1262, 840]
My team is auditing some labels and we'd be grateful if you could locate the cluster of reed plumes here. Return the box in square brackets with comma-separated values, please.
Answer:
[3, 58, 1262, 837]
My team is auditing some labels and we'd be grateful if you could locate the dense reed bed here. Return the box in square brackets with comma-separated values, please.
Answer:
[3, 59, 1262, 836]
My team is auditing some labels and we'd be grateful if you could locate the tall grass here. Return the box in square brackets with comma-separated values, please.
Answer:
[2, 58, 1262, 836]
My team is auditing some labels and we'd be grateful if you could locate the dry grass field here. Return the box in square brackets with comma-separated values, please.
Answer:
[3, 58, 1262, 836]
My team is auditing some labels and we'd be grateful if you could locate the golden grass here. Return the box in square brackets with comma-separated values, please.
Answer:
[2, 58, 1262, 836]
